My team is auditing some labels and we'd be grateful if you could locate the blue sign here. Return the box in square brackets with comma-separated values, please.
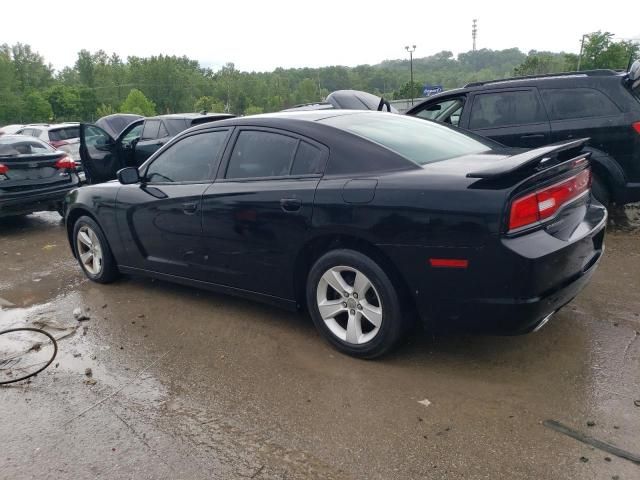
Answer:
[423, 84, 443, 96]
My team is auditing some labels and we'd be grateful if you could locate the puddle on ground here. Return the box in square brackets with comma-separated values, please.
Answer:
[0, 294, 168, 409]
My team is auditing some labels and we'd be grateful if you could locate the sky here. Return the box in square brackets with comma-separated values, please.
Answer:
[2, 0, 639, 73]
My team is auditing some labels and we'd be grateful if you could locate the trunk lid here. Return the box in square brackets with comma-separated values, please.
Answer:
[0, 152, 74, 195]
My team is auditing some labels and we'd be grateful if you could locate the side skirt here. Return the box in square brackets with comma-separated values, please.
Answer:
[118, 266, 298, 312]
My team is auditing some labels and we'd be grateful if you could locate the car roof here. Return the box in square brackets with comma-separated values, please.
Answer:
[148, 113, 232, 120]
[188, 109, 367, 132]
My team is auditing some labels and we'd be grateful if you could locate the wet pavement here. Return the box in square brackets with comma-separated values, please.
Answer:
[1, 209, 639, 479]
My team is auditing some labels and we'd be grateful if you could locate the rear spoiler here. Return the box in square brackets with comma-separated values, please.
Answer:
[466, 139, 590, 179]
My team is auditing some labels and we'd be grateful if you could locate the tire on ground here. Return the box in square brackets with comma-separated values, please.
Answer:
[72, 215, 119, 283]
[306, 248, 407, 359]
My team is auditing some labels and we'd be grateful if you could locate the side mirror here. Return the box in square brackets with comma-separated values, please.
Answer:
[426, 104, 442, 112]
[117, 167, 141, 185]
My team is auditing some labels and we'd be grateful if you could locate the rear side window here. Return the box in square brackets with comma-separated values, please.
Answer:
[226, 131, 298, 179]
[49, 126, 79, 141]
[146, 130, 228, 183]
[141, 120, 161, 140]
[469, 90, 547, 129]
[291, 141, 323, 175]
[541, 88, 621, 120]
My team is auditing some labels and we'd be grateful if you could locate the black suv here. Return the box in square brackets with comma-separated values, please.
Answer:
[407, 68, 640, 204]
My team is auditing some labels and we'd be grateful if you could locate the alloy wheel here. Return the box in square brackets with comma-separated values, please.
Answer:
[316, 266, 383, 345]
[76, 225, 103, 276]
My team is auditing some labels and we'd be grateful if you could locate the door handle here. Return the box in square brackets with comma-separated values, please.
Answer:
[182, 202, 198, 215]
[520, 134, 545, 139]
[280, 198, 302, 212]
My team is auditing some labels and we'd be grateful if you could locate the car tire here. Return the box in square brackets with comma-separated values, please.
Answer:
[306, 249, 406, 358]
[591, 174, 610, 206]
[72, 215, 119, 283]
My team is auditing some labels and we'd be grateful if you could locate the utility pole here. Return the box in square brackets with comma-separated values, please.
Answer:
[405, 45, 416, 105]
[577, 34, 587, 71]
[472, 19, 478, 52]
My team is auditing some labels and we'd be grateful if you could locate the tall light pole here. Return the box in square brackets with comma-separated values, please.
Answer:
[405, 45, 416, 105]
[577, 34, 588, 71]
[472, 19, 478, 52]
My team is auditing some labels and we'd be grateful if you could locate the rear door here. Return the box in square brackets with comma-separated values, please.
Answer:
[115, 128, 231, 279]
[540, 87, 637, 180]
[466, 88, 551, 148]
[134, 119, 171, 165]
[200, 128, 327, 299]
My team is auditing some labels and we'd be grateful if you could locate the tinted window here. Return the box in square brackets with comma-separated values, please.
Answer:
[85, 125, 112, 149]
[226, 131, 298, 179]
[291, 141, 324, 175]
[321, 113, 492, 166]
[141, 120, 161, 140]
[146, 131, 228, 183]
[469, 90, 546, 129]
[166, 118, 189, 134]
[541, 88, 620, 120]
[157, 121, 169, 138]
[49, 126, 79, 141]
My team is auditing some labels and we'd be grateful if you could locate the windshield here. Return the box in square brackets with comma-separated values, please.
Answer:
[320, 112, 493, 165]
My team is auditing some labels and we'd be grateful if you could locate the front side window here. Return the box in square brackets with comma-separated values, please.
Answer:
[145, 130, 228, 183]
[85, 125, 111, 149]
[541, 88, 620, 120]
[469, 90, 546, 129]
[225, 131, 299, 179]
[415, 97, 464, 127]
[141, 120, 161, 140]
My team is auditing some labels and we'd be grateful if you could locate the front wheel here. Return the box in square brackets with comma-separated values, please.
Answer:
[73, 216, 119, 283]
[306, 249, 406, 358]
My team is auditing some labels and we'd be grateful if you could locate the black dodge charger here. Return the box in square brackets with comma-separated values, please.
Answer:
[64, 111, 606, 358]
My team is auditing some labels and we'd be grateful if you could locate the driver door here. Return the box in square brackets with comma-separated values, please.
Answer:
[115, 128, 232, 280]
[79, 120, 143, 184]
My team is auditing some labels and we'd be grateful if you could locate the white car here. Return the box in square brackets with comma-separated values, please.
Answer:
[16, 123, 81, 162]
[0, 124, 25, 135]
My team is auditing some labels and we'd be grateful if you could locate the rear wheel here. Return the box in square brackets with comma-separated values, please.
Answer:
[306, 249, 406, 358]
[73, 216, 119, 283]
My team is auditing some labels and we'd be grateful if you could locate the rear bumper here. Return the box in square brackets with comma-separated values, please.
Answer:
[405, 203, 607, 334]
[431, 244, 602, 334]
[0, 184, 77, 217]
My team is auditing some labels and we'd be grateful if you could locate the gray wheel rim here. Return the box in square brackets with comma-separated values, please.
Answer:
[316, 266, 382, 345]
[76, 225, 103, 276]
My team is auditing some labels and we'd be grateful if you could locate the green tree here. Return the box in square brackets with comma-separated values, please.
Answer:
[580, 31, 639, 70]
[119, 88, 156, 116]
[22, 91, 52, 122]
[96, 104, 115, 118]
[243, 105, 264, 116]
[394, 82, 422, 100]
[46, 85, 81, 121]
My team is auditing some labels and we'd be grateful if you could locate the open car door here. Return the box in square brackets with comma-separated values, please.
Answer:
[79, 119, 143, 184]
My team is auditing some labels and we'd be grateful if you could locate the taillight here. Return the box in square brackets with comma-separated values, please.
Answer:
[633, 121, 640, 134]
[55, 156, 76, 170]
[508, 168, 591, 232]
[0, 163, 8, 175]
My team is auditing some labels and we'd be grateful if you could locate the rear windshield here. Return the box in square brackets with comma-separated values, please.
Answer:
[320, 113, 493, 165]
[49, 126, 79, 141]
[0, 137, 54, 156]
